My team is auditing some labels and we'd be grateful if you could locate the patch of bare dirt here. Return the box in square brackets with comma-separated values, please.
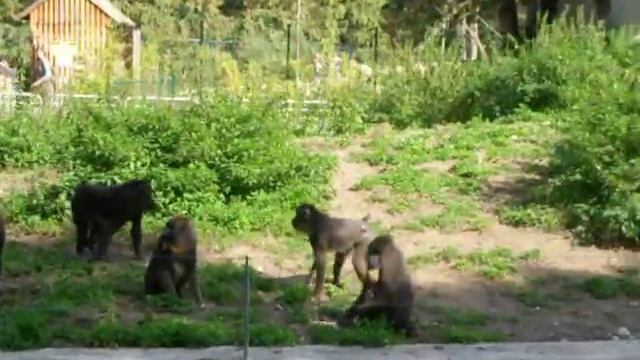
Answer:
[201, 243, 302, 279]
[0, 168, 59, 198]
[293, 136, 338, 154]
[329, 138, 381, 218]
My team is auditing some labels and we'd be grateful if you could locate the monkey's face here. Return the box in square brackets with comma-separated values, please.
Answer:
[291, 204, 316, 234]
[158, 230, 177, 252]
[157, 217, 184, 252]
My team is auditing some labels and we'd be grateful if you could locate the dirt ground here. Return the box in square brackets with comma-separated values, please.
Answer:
[279, 130, 640, 342]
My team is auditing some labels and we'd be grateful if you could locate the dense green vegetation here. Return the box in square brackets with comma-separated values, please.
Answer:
[0, 94, 335, 235]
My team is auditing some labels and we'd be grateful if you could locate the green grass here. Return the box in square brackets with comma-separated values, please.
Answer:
[454, 248, 541, 280]
[0, 239, 306, 349]
[436, 326, 507, 343]
[408, 246, 460, 268]
[0, 235, 423, 349]
[581, 276, 640, 300]
[278, 283, 312, 305]
[497, 204, 563, 231]
[405, 198, 490, 232]
[426, 306, 507, 343]
[355, 118, 557, 233]
[309, 320, 405, 347]
[514, 289, 551, 308]
[408, 246, 540, 279]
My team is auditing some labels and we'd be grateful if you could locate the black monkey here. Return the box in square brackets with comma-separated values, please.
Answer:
[144, 215, 205, 308]
[291, 203, 375, 298]
[71, 179, 155, 261]
[0, 212, 5, 279]
[340, 234, 415, 336]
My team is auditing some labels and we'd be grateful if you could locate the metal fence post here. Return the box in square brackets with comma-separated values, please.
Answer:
[373, 27, 379, 89]
[244, 256, 251, 360]
[169, 73, 177, 97]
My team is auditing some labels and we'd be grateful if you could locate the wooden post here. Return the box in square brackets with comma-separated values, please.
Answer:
[373, 27, 379, 64]
[295, 0, 301, 83]
[286, 23, 291, 79]
[132, 27, 141, 80]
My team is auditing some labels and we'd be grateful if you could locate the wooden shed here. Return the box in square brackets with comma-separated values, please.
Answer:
[16, 0, 142, 91]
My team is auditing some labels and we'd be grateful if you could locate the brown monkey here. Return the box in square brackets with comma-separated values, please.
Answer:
[291, 203, 375, 298]
[144, 215, 204, 308]
[340, 234, 415, 336]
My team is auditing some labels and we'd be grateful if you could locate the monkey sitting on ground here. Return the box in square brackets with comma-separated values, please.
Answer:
[144, 215, 205, 309]
[0, 212, 5, 279]
[71, 179, 155, 261]
[291, 203, 375, 298]
[339, 234, 416, 336]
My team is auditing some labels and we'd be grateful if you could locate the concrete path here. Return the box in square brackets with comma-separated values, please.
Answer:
[2, 341, 640, 360]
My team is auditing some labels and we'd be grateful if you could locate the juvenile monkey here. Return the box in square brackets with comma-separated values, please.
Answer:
[144, 215, 205, 308]
[340, 234, 415, 336]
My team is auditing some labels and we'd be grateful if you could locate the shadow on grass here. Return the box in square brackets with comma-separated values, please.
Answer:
[0, 235, 639, 349]
[482, 159, 640, 251]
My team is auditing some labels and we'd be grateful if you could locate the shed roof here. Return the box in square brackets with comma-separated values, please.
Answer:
[16, 0, 136, 27]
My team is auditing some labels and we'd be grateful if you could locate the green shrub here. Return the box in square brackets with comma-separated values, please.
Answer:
[278, 283, 312, 305]
[0, 93, 336, 236]
[89, 317, 236, 347]
[582, 276, 640, 300]
[439, 326, 506, 344]
[0, 309, 53, 350]
[249, 323, 299, 346]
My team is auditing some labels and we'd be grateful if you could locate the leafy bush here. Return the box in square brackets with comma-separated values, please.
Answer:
[0, 93, 336, 235]
[581, 276, 640, 300]
[0, 309, 53, 350]
[278, 283, 312, 305]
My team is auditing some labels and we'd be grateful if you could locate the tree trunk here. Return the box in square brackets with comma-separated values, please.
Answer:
[465, 0, 484, 61]
[295, 0, 302, 83]
[497, 0, 521, 45]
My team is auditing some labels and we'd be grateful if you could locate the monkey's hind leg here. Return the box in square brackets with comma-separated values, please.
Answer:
[332, 248, 352, 288]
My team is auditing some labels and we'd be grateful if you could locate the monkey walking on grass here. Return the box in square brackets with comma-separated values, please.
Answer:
[144, 215, 205, 309]
[291, 203, 376, 298]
